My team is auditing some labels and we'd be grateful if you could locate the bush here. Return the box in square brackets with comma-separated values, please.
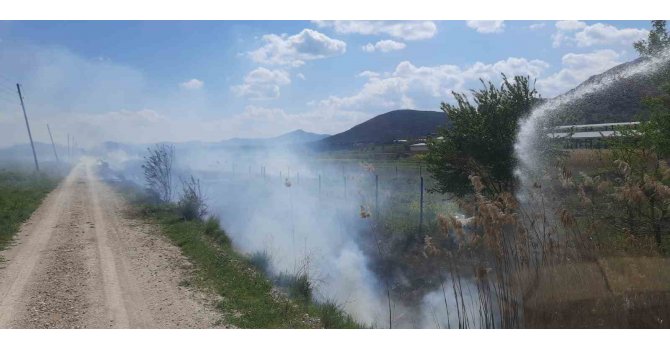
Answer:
[177, 175, 207, 221]
[316, 300, 356, 328]
[276, 272, 312, 302]
[203, 215, 220, 236]
[142, 144, 174, 203]
[290, 273, 312, 301]
[249, 250, 271, 273]
[426, 75, 540, 195]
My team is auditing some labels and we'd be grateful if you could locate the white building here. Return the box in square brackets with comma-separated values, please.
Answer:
[410, 143, 428, 152]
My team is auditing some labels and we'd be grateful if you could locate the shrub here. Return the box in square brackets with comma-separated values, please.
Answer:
[316, 300, 356, 328]
[426, 75, 540, 196]
[249, 250, 271, 273]
[177, 175, 207, 221]
[276, 272, 312, 302]
[203, 215, 220, 236]
[141, 144, 174, 203]
[290, 273, 312, 301]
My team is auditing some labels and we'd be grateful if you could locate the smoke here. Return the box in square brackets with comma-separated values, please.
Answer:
[165, 145, 392, 326]
[418, 279, 488, 329]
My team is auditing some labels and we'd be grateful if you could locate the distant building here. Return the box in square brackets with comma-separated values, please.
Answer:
[547, 122, 639, 149]
[410, 143, 428, 152]
[393, 139, 408, 143]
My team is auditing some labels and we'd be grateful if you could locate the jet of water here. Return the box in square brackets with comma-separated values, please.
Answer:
[514, 50, 670, 188]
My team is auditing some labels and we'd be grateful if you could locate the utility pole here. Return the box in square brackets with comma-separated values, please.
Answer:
[47, 124, 59, 162]
[67, 133, 70, 160]
[17, 84, 39, 172]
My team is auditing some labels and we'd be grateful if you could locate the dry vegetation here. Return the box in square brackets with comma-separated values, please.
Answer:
[417, 149, 670, 328]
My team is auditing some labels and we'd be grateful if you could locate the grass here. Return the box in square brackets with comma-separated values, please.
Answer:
[0, 170, 59, 251]
[128, 197, 361, 328]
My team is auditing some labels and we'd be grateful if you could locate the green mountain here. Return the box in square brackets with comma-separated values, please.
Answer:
[319, 109, 447, 148]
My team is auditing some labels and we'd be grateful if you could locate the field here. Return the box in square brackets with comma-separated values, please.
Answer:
[151, 149, 471, 327]
[114, 145, 670, 328]
[0, 169, 60, 251]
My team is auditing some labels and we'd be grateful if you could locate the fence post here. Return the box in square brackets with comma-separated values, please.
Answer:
[375, 174, 379, 216]
[419, 176, 424, 235]
[344, 175, 347, 201]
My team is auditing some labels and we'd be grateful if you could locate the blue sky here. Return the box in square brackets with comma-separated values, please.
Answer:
[0, 20, 653, 146]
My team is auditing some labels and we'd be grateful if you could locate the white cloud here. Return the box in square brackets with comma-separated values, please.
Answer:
[179, 78, 204, 90]
[248, 29, 346, 67]
[313, 21, 437, 41]
[227, 105, 367, 138]
[555, 20, 587, 31]
[536, 49, 623, 97]
[529, 22, 547, 30]
[361, 40, 406, 53]
[552, 21, 648, 48]
[357, 71, 380, 79]
[231, 67, 291, 99]
[466, 20, 505, 34]
[317, 57, 550, 113]
[296, 73, 306, 80]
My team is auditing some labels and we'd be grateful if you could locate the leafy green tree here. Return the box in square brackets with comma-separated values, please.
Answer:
[643, 84, 670, 157]
[607, 82, 670, 250]
[634, 20, 670, 56]
[426, 75, 539, 195]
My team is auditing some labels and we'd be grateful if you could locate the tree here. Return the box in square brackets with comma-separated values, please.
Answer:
[426, 75, 539, 195]
[142, 144, 175, 203]
[643, 83, 670, 157]
[634, 20, 670, 57]
[607, 83, 670, 250]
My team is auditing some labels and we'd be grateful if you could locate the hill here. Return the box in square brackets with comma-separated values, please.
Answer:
[0, 142, 68, 164]
[219, 129, 329, 148]
[319, 109, 447, 148]
[553, 56, 669, 124]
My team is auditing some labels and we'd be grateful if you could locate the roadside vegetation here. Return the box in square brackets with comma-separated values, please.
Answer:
[120, 144, 361, 328]
[412, 20, 670, 328]
[0, 169, 60, 251]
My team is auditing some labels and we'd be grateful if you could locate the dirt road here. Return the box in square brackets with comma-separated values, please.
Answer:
[0, 161, 222, 328]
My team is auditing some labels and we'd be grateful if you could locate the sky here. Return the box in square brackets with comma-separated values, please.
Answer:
[0, 20, 654, 147]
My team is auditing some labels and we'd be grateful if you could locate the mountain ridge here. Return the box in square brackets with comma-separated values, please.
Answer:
[318, 109, 447, 148]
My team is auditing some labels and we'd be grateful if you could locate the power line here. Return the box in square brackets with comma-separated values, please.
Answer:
[0, 88, 16, 100]
[0, 83, 15, 96]
[0, 93, 16, 106]
[0, 73, 13, 85]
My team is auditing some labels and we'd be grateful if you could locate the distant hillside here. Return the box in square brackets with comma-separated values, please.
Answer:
[319, 109, 447, 147]
[553, 56, 669, 124]
[265, 129, 330, 144]
[0, 142, 67, 163]
[219, 129, 330, 148]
